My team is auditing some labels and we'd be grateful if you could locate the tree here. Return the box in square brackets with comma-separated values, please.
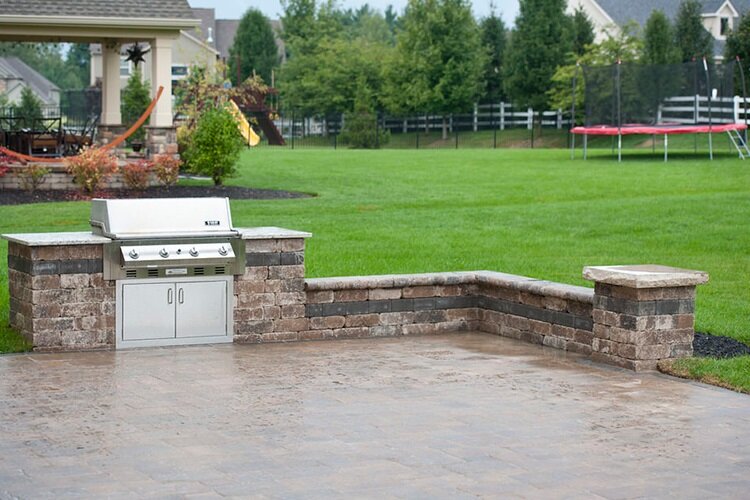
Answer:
[279, 36, 390, 115]
[340, 78, 387, 148]
[571, 6, 595, 57]
[503, 0, 573, 109]
[228, 9, 280, 86]
[280, 0, 342, 57]
[642, 10, 680, 64]
[64, 43, 91, 89]
[121, 67, 151, 143]
[384, 4, 399, 34]
[725, 13, 750, 67]
[547, 23, 642, 116]
[13, 87, 43, 129]
[383, 0, 486, 139]
[480, 8, 507, 102]
[674, 0, 713, 62]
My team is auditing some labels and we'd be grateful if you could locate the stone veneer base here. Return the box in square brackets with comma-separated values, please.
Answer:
[3, 230, 708, 371]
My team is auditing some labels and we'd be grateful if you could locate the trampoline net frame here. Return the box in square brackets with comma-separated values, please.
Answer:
[577, 59, 747, 129]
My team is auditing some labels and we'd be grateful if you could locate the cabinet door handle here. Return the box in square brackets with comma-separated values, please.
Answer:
[178, 288, 184, 304]
[167, 288, 173, 304]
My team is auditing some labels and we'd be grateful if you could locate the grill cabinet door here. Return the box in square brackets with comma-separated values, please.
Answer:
[175, 280, 228, 338]
[121, 283, 176, 341]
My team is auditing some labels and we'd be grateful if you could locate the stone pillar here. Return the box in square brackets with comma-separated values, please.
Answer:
[584, 265, 709, 371]
[101, 40, 122, 126]
[233, 230, 311, 343]
[7, 242, 114, 351]
[150, 37, 174, 128]
[145, 126, 178, 157]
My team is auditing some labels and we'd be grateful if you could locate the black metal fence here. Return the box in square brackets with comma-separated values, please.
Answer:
[261, 103, 573, 150]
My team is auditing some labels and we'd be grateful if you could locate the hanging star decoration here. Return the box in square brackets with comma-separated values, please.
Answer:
[125, 43, 150, 68]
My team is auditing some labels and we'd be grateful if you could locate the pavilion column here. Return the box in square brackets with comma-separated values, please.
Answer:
[101, 40, 121, 126]
[150, 37, 173, 128]
[146, 36, 177, 157]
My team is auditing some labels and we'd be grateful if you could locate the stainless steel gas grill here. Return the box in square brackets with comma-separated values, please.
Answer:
[90, 198, 245, 348]
[91, 197, 245, 280]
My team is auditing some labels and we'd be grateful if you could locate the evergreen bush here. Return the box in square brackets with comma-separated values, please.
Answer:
[183, 107, 243, 186]
[121, 67, 151, 144]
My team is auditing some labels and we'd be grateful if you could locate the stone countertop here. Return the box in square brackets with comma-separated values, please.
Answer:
[583, 265, 709, 288]
[237, 227, 312, 240]
[1, 227, 312, 246]
[1, 232, 111, 246]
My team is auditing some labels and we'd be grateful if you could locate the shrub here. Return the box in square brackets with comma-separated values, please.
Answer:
[13, 87, 43, 129]
[19, 163, 49, 192]
[65, 147, 119, 193]
[121, 67, 151, 144]
[183, 107, 243, 186]
[152, 154, 181, 187]
[122, 159, 152, 191]
[0, 154, 12, 177]
[339, 81, 389, 149]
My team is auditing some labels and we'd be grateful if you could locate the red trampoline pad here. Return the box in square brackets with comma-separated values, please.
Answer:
[571, 123, 748, 135]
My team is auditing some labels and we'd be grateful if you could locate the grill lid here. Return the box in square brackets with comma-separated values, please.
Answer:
[90, 198, 239, 240]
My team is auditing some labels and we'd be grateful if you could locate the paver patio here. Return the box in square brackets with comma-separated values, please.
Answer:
[0, 333, 748, 498]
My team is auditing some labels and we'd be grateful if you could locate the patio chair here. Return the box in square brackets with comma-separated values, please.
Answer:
[28, 117, 63, 157]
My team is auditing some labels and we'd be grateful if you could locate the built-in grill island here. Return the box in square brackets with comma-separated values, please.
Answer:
[91, 198, 246, 348]
[3, 198, 311, 351]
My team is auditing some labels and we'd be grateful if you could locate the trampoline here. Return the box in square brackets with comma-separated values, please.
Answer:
[570, 58, 750, 161]
[572, 123, 749, 161]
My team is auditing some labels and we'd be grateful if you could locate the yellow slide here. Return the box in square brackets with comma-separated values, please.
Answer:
[227, 100, 260, 146]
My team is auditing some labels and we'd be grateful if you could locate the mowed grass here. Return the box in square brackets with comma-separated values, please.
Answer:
[0, 148, 749, 385]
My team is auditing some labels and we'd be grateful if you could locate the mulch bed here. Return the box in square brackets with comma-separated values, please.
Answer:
[0, 185, 311, 205]
[693, 332, 750, 359]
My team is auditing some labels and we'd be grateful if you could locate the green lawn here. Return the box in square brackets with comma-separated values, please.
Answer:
[1, 148, 748, 388]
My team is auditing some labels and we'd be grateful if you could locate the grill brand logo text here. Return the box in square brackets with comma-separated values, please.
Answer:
[204, 220, 220, 226]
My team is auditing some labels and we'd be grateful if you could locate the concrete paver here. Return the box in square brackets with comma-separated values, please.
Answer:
[0, 332, 748, 498]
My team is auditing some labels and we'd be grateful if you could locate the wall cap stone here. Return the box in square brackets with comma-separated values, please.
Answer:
[2, 232, 111, 246]
[238, 227, 312, 240]
[306, 272, 475, 291]
[306, 271, 595, 304]
[474, 271, 594, 303]
[583, 265, 709, 289]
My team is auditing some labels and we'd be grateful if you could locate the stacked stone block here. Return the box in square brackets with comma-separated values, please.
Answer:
[146, 126, 178, 156]
[0, 164, 159, 191]
[304, 273, 477, 340]
[584, 265, 707, 371]
[7, 242, 115, 351]
[474, 272, 594, 355]
[233, 237, 308, 342]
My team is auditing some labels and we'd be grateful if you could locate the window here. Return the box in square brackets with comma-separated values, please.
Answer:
[120, 56, 131, 77]
[721, 17, 730, 36]
[171, 65, 188, 77]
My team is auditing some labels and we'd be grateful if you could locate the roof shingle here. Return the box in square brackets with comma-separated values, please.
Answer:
[0, 0, 195, 19]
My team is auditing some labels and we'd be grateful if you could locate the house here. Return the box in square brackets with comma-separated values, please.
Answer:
[0, 56, 60, 107]
[188, 8, 287, 68]
[568, 0, 746, 57]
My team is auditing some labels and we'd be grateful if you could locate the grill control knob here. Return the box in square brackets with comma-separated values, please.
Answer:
[189, 247, 199, 257]
[128, 249, 139, 260]
[159, 248, 169, 258]
[218, 245, 228, 256]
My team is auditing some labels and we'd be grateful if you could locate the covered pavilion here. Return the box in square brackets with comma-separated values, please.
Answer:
[0, 0, 199, 155]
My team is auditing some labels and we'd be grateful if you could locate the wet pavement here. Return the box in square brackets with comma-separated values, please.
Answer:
[0, 332, 749, 499]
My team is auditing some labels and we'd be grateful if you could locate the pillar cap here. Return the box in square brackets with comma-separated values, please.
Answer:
[583, 265, 709, 288]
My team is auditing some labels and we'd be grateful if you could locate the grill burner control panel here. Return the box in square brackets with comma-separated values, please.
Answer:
[121, 243, 235, 263]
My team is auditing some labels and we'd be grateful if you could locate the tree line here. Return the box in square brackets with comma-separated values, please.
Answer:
[234, 0, 750, 121]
